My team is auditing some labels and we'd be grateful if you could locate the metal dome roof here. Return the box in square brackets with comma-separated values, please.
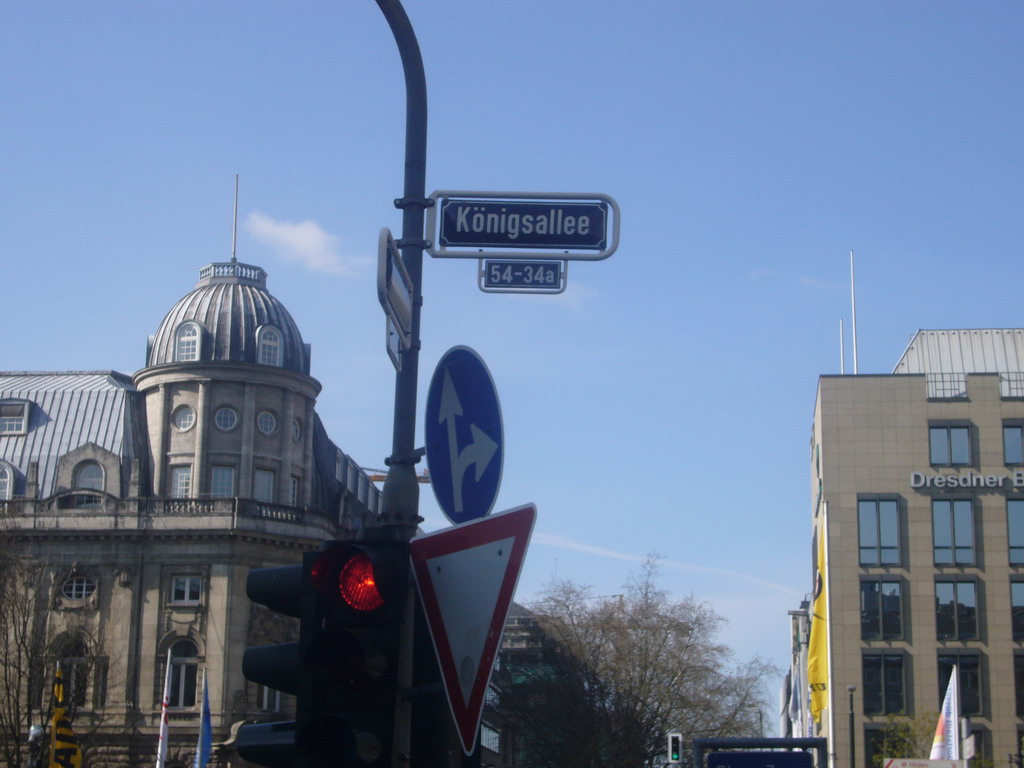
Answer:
[147, 261, 310, 374]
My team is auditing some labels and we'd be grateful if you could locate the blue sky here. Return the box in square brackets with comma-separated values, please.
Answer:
[3, 1, 1022, 692]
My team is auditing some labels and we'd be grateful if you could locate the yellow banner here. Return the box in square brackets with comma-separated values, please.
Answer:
[808, 528, 828, 723]
[49, 664, 82, 768]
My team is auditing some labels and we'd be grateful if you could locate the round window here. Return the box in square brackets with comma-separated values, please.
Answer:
[61, 576, 96, 601]
[214, 407, 238, 432]
[257, 411, 277, 436]
[173, 406, 196, 432]
[292, 418, 302, 443]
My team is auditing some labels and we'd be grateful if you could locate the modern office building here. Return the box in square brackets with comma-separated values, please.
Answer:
[796, 329, 1024, 768]
[0, 257, 382, 767]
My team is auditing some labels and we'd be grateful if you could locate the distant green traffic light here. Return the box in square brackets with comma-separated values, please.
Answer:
[669, 733, 683, 764]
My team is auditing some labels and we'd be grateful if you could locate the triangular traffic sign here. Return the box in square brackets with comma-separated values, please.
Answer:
[409, 503, 536, 754]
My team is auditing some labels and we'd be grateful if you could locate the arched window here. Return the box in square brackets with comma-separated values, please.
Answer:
[74, 462, 104, 492]
[0, 462, 11, 500]
[257, 326, 282, 367]
[168, 640, 199, 708]
[175, 323, 201, 362]
[52, 635, 90, 713]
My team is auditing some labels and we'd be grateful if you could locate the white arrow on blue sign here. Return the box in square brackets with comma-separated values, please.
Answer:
[424, 346, 503, 524]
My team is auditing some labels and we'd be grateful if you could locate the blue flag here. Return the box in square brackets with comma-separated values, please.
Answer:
[192, 674, 212, 768]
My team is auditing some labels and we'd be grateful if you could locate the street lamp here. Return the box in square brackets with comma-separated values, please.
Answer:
[28, 725, 45, 768]
[848, 686, 857, 768]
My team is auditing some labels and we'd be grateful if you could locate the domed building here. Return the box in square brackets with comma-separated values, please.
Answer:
[0, 258, 381, 768]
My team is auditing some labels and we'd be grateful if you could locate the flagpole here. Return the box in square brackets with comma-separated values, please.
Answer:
[156, 649, 172, 768]
[193, 669, 213, 768]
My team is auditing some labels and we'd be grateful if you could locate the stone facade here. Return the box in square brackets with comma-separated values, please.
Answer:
[0, 261, 380, 768]
[793, 330, 1024, 768]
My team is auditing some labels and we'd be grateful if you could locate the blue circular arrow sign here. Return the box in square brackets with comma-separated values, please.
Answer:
[424, 346, 504, 524]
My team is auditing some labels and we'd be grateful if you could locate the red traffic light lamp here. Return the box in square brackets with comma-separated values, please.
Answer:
[296, 541, 409, 768]
[310, 544, 404, 615]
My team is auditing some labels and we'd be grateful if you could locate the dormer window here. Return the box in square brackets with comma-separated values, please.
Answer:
[74, 462, 104, 492]
[0, 400, 29, 435]
[257, 326, 282, 367]
[73, 461, 104, 507]
[175, 322, 201, 362]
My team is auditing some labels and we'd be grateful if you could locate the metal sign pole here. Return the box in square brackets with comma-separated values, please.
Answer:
[374, 0, 429, 541]
[372, 4, 428, 768]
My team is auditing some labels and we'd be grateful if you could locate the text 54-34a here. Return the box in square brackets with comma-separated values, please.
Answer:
[485, 262, 559, 287]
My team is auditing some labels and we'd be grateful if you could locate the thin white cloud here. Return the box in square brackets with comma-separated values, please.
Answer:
[533, 532, 802, 596]
[798, 275, 844, 290]
[244, 212, 361, 276]
[516, 279, 599, 310]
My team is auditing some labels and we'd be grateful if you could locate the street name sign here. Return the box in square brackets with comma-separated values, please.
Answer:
[424, 346, 503, 524]
[377, 227, 413, 370]
[708, 753, 813, 768]
[480, 259, 566, 294]
[427, 190, 620, 261]
[409, 503, 536, 755]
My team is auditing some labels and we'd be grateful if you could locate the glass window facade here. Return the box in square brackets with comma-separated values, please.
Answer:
[862, 578, 903, 640]
[175, 324, 200, 362]
[936, 579, 978, 640]
[258, 327, 281, 366]
[254, 469, 274, 503]
[210, 466, 235, 498]
[1005, 425, 1024, 465]
[863, 652, 905, 714]
[170, 466, 192, 499]
[171, 576, 202, 604]
[859, 498, 900, 565]
[930, 425, 971, 465]
[1015, 655, 1024, 716]
[1013, 582, 1024, 641]
[933, 499, 975, 565]
[1009, 500, 1024, 565]
[169, 640, 199, 708]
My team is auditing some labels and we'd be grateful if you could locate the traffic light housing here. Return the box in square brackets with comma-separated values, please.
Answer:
[668, 732, 684, 764]
[295, 540, 409, 768]
[238, 564, 303, 768]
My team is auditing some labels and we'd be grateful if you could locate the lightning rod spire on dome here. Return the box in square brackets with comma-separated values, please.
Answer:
[231, 174, 239, 264]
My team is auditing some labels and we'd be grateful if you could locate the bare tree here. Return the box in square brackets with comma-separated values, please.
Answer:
[0, 534, 115, 768]
[0, 534, 48, 768]
[496, 558, 777, 768]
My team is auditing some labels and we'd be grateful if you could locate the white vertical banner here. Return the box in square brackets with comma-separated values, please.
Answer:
[156, 648, 173, 768]
[930, 666, 960, 760]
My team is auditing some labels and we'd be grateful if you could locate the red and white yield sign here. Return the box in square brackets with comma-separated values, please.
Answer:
[409, 503, 536, 754]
